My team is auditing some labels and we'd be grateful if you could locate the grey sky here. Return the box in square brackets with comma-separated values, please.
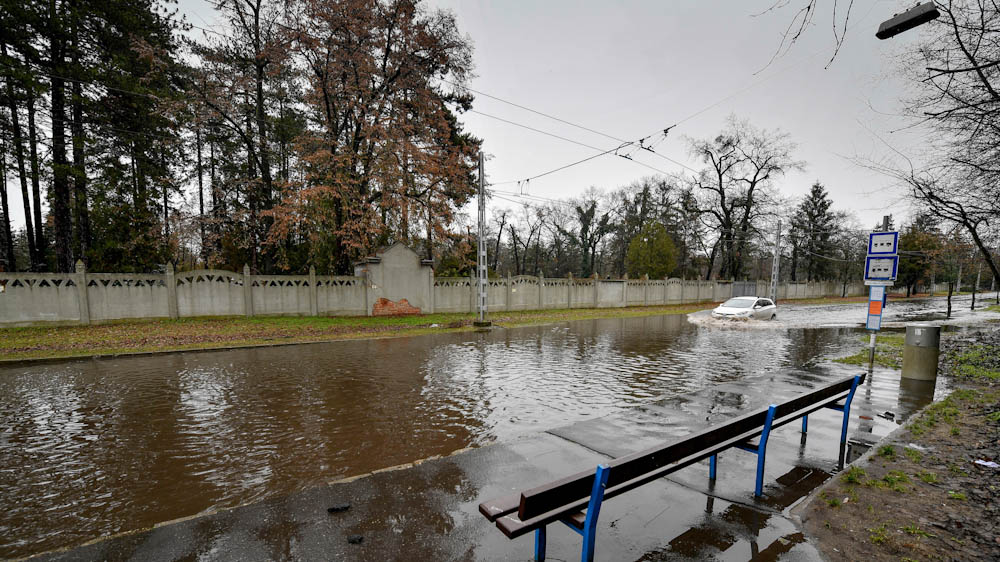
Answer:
[433, 0, 928, 227]
[4, 0, 930, 232]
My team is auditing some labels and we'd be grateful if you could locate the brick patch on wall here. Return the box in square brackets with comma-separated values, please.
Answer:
[372, 297, 421, 316]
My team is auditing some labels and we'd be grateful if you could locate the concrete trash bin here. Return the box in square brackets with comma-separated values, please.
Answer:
[901, 324, 940, 381]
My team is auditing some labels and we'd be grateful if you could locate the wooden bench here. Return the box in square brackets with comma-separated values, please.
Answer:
[478, 373, 865, 561]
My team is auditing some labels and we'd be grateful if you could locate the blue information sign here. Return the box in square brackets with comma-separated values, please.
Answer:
[868, 231, 899, 255]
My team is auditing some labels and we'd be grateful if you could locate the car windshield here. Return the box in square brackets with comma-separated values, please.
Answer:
[720, 298, 754, 308]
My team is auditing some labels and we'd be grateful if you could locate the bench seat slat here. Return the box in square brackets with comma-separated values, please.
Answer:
[512, 374, 863, 522]
[479, 493, 520, 522]
[497, 422, 770, 538]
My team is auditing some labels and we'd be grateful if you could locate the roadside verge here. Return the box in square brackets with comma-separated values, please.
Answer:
[794, 328, 1000, 560]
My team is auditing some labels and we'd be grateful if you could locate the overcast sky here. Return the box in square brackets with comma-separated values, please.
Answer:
[5, 0, 933, 231]
[426, 0, 930, 228]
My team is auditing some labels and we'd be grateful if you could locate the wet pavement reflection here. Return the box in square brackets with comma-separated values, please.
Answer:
[1, 295, 997, 558]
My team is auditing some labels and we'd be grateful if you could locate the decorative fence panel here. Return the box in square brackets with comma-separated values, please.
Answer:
[0, 260, 868, 327]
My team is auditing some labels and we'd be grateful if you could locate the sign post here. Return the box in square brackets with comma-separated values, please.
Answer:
[864, 224, 898, 373]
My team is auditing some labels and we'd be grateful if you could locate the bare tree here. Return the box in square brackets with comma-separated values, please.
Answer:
[686, 116, 802, 280]
[863, 2, 1000, 285]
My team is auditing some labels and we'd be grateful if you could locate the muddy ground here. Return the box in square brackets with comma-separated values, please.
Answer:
[797, 329, 1000, 561]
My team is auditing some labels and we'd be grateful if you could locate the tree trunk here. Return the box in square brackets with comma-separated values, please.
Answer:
[705, 239, 718, 280]
[210, 129, 221, 255]
[49, 0, 73, 272]
[196, 126, 206, 265]
[972, 262, 981, 310]
[27, 92, 46, 261]
[70, 25, 89, 264]
[0, 136, 16, 270]
[1, 58, 38, 269]
[947, 282, 953, 319]
[161, 150, 169, 241]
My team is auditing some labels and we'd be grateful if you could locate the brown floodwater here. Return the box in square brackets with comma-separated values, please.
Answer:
[0, 298, 985, 558]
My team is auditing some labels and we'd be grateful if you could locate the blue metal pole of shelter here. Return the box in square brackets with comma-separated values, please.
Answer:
[579, 464, 610, 562]
[822, 374, 862, 443]
[753, 405, 777, 497]
[534, 527, 546, 561]
[534, 463, 611, 562]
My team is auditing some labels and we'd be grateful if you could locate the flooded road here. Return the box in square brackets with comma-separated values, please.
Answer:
[1, 295, 996, 558]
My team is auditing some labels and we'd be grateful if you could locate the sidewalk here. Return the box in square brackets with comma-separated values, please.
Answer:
[38, 365, 910, 561]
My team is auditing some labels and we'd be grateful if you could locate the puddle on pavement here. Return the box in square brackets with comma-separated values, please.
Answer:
[0, 296, 995, 558]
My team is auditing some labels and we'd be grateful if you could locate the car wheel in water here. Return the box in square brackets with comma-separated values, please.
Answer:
[770, 314, 776, 320]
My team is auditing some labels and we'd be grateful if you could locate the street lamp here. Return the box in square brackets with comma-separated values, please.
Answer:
[876, 2, 940, 39]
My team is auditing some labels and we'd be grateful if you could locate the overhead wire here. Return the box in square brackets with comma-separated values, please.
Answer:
[483, 0, 886, 195]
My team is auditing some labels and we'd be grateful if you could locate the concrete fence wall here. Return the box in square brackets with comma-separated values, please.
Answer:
[0, 260, 868, 327]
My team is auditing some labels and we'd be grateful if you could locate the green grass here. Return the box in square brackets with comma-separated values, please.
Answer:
[909, 395, 962, 436]
[903, 447, 923, 463]
[841, 465, 866, 484]
[946, 343, 1000, 381]
[878, 445, 897, 460]
[917, 471, 938, 484]
[834, 334, 905, 369]
[902, 524, 934, 539]
[947, 490, 966, 501]
[0, 303, 715, 362]
[882, 470, 910, 492]
[868, 523, 890, 544]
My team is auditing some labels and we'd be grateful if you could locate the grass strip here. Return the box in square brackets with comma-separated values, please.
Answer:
[0, 303, 715, 362]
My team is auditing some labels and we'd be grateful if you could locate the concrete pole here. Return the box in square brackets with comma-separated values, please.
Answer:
[769, 220, 781, 303]
[75, 259, 90, 325]
[476, 152, 489, 325]
[592, 273, 599, 308]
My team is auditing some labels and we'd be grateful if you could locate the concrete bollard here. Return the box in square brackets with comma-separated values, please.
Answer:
[901, 324, 940, 381]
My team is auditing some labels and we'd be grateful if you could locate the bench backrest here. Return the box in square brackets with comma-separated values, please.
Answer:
[517, 373, 863, 520]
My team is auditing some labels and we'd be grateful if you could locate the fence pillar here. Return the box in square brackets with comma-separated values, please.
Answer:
[165, 262, 179, 320]
[506, 273, 512, 311]
[75, 260, 91, 325]
[309, 266, 318, 316]
[593, 273, 600, 308]
[643, 274, 649, 306]
[428, 268, 435, 314]
[538, 272, 545, 311]
[567, 273, 573, 309]
[243, 264, 254, 317]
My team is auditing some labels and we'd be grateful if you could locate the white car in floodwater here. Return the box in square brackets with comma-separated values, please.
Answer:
[711, 296, 778, 320]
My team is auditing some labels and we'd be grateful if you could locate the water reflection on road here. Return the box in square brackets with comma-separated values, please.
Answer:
[0, 296, 995, 558]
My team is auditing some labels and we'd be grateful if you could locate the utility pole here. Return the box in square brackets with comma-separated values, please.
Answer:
[769, 220, 781, 303]
[475, 152, 490, 327]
